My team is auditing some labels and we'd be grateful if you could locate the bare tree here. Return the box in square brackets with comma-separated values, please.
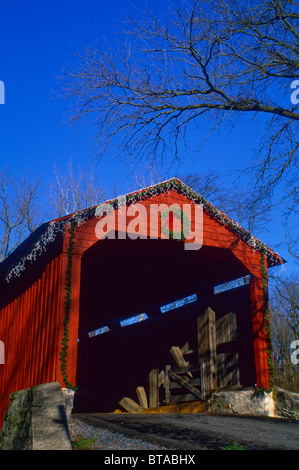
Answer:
[282, 198, 299, 264]
[180, 171, 225, 205]
[131, 160, 165, 190]
[270, 274, 299, 391]
[48, 160, 107, 218]
[61, 0, 299, 204]
[273, 274, 299, 337]
[0, 167, 40, 262]
[180, 170, 274, 236]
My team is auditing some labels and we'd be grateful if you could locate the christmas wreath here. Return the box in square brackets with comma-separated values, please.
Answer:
[161, 206, 191, 240]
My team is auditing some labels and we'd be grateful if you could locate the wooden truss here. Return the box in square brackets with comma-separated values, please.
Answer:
[117, 306, 240, 413]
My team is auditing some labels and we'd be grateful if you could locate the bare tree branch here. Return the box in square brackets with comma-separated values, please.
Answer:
[59, 0, 299, 220]
[0, 167, 41, 262]
[48, 160, 107, 217]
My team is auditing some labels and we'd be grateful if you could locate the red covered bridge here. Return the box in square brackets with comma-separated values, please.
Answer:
[0, 178, 284, 423]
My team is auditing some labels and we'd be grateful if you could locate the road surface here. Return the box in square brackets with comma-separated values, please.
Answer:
[73, 412, 299, 450]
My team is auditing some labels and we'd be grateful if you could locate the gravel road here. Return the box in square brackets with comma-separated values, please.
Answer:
[68, 416, 168, 450]
[70, 412, 299, 451]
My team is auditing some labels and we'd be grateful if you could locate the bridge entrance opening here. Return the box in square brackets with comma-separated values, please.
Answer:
[73, 237, 255, 413]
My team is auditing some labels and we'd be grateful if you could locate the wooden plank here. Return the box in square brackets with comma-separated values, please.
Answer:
[149, 368, 159, 408]
[217, 352, 240, 389]
[136, 386, 148, 409]
[181, 342, 189, 354]
[169, 393, 199, 404]
[197, 307, 217, 397]
[181, 349, 193, 356]
[216, 312, 238, 345]
[215, 312, 240, 389]
[170, 346, 189, 367]
[169, 377, 201, 389]
[118, 397, 144, 414]
[200, 359, 207, 400]
[165, 365, 170, 405]
[181, 342, 193, 355]
[173, 364, 201, 375]
[158, 370, 165, 388]
[170, 346, 192, 377]
[168, 370, 202, 400]
[144, 400, 208, 414]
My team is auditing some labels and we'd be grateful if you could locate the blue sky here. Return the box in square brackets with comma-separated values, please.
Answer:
[0, 0, 296, 275]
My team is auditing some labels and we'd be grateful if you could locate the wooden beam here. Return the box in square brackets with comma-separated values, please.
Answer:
[181, 342, 193, 356]
[216, 312, 237, 345]
[171, 364, 200, 375]
[216, 311, 240, 389]
[165, 365, 170, 405]
[200, 359, 206, 400]
[149, 368, 159, 408]
[217, 352, 240, 388]
[118, 397, 144, 414]
[168, 369, 202, 400]
[197, 306, 217, 396]
[170, 346, 188, 367]
[136, 386, 148, 409]
[181, 342, 189, 354]
[169, 377, 200, 389]
[158, 370, 165, 388]
[170, 346, 192, 377]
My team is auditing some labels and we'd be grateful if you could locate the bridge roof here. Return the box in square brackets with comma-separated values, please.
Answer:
[0, 177, 285, 283]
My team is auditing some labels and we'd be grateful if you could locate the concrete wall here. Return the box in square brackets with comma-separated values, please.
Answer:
[210, 387, 299, 420]
[0, 382, 72, 450]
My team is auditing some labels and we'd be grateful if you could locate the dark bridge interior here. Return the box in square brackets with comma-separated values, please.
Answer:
[74, 237, 255, 413]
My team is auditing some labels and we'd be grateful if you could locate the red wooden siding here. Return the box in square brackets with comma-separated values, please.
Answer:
[0, 254, 63, 426]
